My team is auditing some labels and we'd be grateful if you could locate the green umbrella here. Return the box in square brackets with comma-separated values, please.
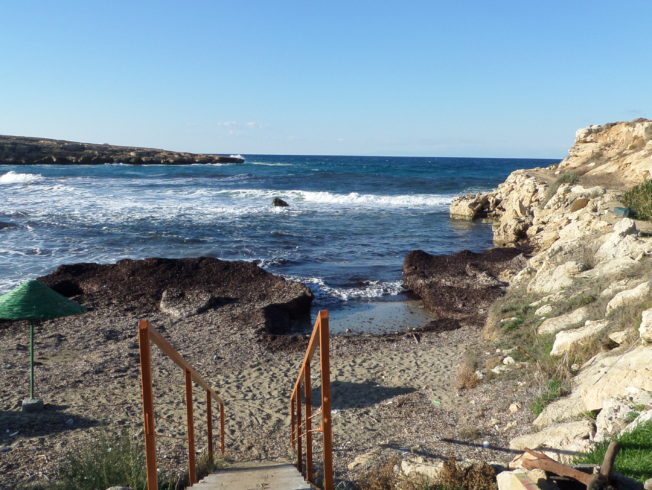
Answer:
[0, 280, 85, 403]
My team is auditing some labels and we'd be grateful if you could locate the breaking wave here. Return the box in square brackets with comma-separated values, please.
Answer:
[0, 171, 43, 184]
[215, 189, 452, 208]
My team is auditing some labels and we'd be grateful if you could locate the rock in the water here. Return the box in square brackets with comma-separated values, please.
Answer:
[402, 248, 524, 325]
[0, 221, 16, 230]
[272, 197, 289, 207]
[39, 257, 313, 334]
[449, 193, 489, 220]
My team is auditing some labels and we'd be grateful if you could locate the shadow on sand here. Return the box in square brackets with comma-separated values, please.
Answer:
[310, 380, 416, 410]
[0, 404, 99, 445]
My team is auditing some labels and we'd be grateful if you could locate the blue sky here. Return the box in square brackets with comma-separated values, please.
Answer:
[1, 1, 650, 158]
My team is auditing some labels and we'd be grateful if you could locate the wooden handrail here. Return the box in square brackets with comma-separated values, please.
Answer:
[290, 310, 334, 490]
[138, 319, 226, 489]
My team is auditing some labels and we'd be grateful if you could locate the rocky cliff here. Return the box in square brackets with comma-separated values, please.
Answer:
[449, 119, 652, 472]
[0, 135, 244, 165]
[450, 119, 652, 250]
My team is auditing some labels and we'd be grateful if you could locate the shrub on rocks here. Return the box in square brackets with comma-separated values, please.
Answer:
[622, 180, 652, 221]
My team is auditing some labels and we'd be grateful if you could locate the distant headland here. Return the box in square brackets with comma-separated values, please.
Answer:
[0, 135, 245, 165]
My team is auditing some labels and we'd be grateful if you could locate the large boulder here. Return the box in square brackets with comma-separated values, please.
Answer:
[537, 307, 591, 336]
[39, 257, 313, 334]
[640, 309, 652, 343]
[606, 281, 651, 314]
[449, 193, 489, 220]
[550, 319, 610, 356]
[509, 420, 594, 463]
[527, 261, 587, 295]
[535, 346, 652, 426]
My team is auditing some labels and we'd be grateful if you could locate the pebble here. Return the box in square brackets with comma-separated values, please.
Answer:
[482, 441, 490, 448]
[508, 402, 522, 413]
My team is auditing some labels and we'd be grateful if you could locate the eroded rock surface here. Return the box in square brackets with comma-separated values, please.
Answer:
[402, 248, 525, 325]
[38, 257, 313, 334]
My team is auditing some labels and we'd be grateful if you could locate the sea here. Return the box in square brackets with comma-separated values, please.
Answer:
[0, 155, 557, 333]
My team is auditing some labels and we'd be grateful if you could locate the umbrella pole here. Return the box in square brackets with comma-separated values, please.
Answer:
[29, 321, 35, 399]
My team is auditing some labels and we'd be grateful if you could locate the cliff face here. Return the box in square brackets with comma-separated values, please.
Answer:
[448, 119, 652, 464]
[450, 119, 652, 251]
[0, 135, 245, 165]
[559, 119, 652, 187]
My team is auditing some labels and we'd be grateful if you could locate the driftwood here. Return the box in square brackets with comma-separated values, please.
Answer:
[523, 441, 620, 489]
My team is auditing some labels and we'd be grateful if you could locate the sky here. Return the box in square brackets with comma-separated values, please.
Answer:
[1, 1, 651, 158]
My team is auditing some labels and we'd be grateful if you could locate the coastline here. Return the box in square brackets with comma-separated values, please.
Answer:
[0, 134, 244, 165]
[2, 119, 652, 487]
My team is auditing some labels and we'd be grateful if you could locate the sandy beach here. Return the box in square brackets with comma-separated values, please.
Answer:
[0, 290, 537, 488]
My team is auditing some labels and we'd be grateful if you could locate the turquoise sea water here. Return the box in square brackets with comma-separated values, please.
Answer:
[0, 155, 557, 330]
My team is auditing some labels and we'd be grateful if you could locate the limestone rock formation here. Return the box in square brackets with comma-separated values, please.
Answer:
[535, 346, 652, 425]
[559, 119, 652, 187]
[549, 320, 610, 357]
[0, 135, 245, 165]
[509, 420, 595, 463]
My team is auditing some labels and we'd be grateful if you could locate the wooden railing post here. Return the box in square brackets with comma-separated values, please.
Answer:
[138, 320, 158, 490]
[289, 310, 333, 489]
[185, 369, 196, 486]
[303, 360, 313, 482]
[296, 390, 303, 473]
[290, 396, 295, 447]
[319, 311, 334, 490]
[206, 389, 214, 464]
[220, 402, 225, 455]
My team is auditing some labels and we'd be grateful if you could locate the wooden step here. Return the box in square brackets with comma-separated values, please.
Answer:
[193, 461, 312, 490]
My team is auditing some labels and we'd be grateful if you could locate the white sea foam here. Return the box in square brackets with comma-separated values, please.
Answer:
[214, 189, 452, 208]
[0, 171, 43, 184]
[284, 275, 405, 301]
[249, 161, 294, 167]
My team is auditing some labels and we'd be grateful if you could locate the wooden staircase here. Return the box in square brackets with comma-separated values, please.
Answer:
[193, 462, 311, 489]
[137, 311, 334, 489]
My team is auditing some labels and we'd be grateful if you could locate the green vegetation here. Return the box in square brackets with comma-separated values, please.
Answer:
[622, 180, 652, 221]
[531, 378, 564, 415]
[575, 420, 652, 483]
[43, 428, 223, 490]
[53, 429, 146, 490]
[543, 172, 580, 205]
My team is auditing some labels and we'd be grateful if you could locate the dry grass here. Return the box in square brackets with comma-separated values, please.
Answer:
[436, 457, 498, 490]
[455, 355, 479, 390]
[355, 456, 498, 490]
[355, 456, 432, 490]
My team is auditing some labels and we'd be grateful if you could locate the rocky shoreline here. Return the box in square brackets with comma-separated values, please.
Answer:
[0, 135, 244, 165]
[1, 119, 652, 488]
